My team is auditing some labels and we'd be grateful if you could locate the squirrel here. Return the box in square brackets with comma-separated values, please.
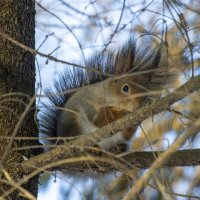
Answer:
[39, 38, 175, 152]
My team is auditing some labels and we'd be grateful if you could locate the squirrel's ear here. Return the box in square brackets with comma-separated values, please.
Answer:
[115, 39, 136, 75]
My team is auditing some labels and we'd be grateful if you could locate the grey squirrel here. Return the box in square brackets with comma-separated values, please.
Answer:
[39, 39, 175, 151]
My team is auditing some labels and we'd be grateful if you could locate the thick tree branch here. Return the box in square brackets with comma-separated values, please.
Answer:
[21, 75, 200, 173]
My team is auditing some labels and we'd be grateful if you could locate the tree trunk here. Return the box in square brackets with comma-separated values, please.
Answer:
[0, 1, 41, 199]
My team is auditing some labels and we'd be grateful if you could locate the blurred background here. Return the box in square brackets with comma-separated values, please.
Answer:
[35, 0, 200, 199]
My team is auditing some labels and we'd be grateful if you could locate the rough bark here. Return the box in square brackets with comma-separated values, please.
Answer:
[0, 1, 41, 199]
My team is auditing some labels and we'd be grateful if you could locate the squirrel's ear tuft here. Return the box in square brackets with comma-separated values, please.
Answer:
[115, 39, 136, 75]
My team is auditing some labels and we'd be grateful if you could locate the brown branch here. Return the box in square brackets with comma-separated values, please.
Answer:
[21, 74, 200, 173]
[6, 148, 200, 199]
[122, 117, 200, 200]
[21, 148, 200, 173]
[120, 148, 200, 168]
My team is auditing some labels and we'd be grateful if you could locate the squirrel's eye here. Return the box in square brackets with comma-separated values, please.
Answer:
[121, 84, 130, 94]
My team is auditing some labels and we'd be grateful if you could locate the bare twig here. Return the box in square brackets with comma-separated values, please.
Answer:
[122, 117, 200, 200]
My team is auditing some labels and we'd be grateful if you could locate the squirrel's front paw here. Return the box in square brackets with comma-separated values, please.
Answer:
[97, 131, 128, 152]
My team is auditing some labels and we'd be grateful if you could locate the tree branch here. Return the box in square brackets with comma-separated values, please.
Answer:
[122, 117, 200, 199]
[21, 75, 200, 173]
